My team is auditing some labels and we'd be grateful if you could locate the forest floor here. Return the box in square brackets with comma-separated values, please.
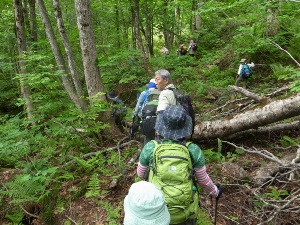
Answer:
[1, 133, 299, 225]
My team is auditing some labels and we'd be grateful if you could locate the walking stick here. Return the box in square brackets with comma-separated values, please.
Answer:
[213, 184, 222, 225]
[214, 197, 219, 225]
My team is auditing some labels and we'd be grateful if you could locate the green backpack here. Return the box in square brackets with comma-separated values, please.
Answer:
[148, 141, 199, 224]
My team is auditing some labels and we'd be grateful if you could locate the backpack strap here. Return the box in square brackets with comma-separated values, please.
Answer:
[186, 141, 192, 148]
[166, 87, 180, 105]
[151, 140, 158, 147]
[149, 140, 159, 176]
[142, 89, 151, 105]
[185, 141, 196, 182]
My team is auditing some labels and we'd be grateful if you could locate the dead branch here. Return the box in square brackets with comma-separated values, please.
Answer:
[225, 121, 300, 140]
[289, 146, 300, 180]
[109, 146, 142, 189]
[229, 85, 270, 103]
[60, 139, 140, 168]
[109, 136, 142, 188]
[257, 189, 300, 225]
[223, 141, 296, 167]
[269, 40, 300, 67]
[266, 85, 290, 98]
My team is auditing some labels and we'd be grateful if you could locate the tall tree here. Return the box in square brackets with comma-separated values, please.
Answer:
[14, 0, 34, 119]
[192, 0, 203, 32]
[266, 4, 280, 36]
[162, 1, 175, 49]
[75, 0, 104, 103]
[140, 0, 154, 56]
[52, 0, 87, 110]
[133, 0, 153, 76]
[36, 0, 83, 109]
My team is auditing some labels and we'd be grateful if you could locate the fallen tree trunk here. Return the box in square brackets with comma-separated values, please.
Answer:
[193, 93, 300, 140]
[226, 121, 300, 140]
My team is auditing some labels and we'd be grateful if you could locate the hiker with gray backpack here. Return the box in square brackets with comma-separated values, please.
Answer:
[187, 40, 197, 57]
[235, 58, 255, 89]
[155, 69, 195, 138]
[137, 105, 222, 225]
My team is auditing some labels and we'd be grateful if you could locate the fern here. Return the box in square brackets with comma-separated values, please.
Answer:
[73, 157, 94, 171]
[0, 166, 56, 205]
[55, 198, 66, 213]
[1, 175, 41, 204]
[280, 135, 298, 147]
[85, 173, 100, 198]
[95, 199, 121, 222]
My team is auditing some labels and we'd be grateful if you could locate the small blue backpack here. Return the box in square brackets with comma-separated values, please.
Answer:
[240, 64, 253, 79]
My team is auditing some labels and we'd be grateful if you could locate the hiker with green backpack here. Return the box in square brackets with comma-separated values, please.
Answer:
[137, 105, 222, 225]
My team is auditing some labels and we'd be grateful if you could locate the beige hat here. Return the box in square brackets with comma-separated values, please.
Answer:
[240, 58, 246, 63]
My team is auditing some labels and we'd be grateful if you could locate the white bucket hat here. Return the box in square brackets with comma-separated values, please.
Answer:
[123, 181, 170, 225]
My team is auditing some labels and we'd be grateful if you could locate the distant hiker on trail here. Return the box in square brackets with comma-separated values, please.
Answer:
[123, 181, 170, 225]
[106, 91, 127, 133]
[155, 69, 195, 136]
[177, 44, 188, 56]
[187, 40, 198, 57]
[137, 105, 222, 225]
[131, 79, 160, 142]
[235, 58, 255, 89]
[160, 47, 169, 57]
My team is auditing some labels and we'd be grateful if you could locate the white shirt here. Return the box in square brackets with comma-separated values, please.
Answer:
[237, 62, 255, 75]
[156, 84, 177, 112]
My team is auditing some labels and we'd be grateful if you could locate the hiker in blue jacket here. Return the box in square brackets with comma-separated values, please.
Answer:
[130, 79, 157, 137]
[235, 58, 255, 89]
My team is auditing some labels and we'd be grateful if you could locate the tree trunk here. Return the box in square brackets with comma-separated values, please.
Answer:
[52, 0, 87, 111]
[140, 0, 154, 56]
[36, 0, 82, 109]
[193, 94, 300, 140]
[266, 7, 279, 36]
[28, 0, 37, 43]
[75, 0, 105, 103]
[14, 0, 34, 119]
[162, 2, 175, 50]
[133, 0, 153, 76]
[194, 0, 203, 30]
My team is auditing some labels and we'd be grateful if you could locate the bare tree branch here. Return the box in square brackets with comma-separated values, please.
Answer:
[269, 40, 300, 67]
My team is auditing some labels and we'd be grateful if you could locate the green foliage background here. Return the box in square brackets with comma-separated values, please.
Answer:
[0, 0, 299, 224]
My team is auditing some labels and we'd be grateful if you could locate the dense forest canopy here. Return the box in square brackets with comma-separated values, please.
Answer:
[0, 0, 299, 224]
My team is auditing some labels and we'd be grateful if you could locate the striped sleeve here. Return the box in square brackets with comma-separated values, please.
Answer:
[194, 166, 218, 197]
[137, 162, 149, 179]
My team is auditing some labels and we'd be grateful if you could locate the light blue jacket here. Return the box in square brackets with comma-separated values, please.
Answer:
[133, 88, 155, 118]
